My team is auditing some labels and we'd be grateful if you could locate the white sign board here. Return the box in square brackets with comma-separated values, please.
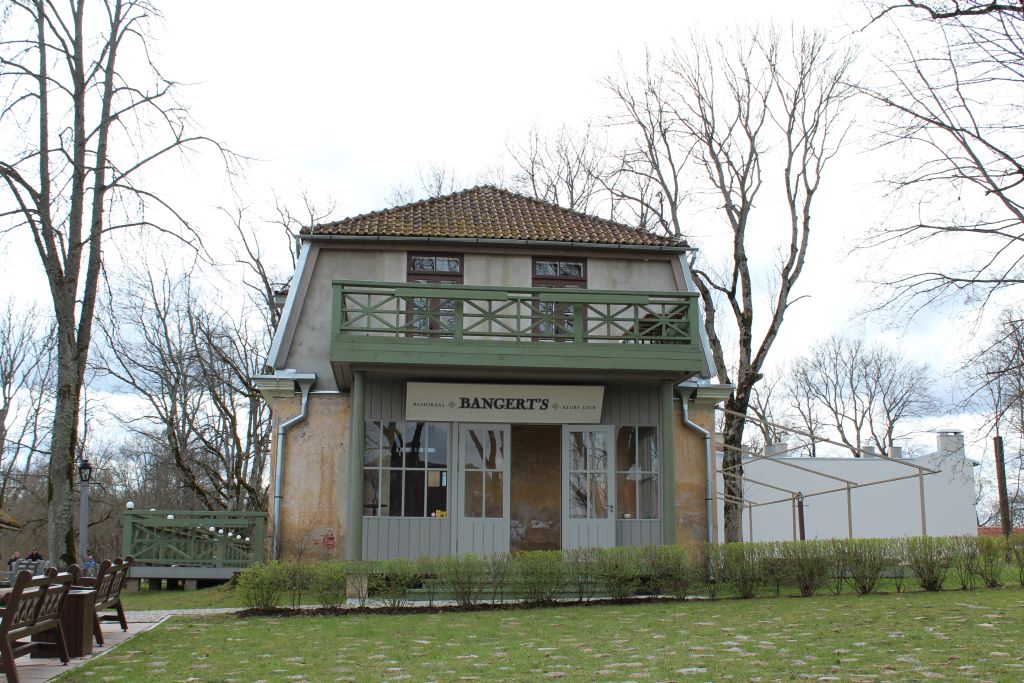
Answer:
[406, 382, 604, 424]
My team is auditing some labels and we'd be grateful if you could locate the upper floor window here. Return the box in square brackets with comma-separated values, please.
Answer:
[407, 254, 462, 333]
[408, 254, 463, 282]
[533, 258, 586, 288]
[532, 258, 586, 338]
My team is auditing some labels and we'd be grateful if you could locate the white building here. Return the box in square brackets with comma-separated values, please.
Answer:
[715, 431, 978, 542]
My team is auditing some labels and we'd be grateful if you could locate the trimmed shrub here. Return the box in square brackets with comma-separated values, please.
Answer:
[722, 542, 766, 599]
[905, 536, 950, 592]
[237, 561, 290, 609]
[345, 560, 374, 608]
[415, 556, 439, 607]
[1008, 535, 1024, 587]
[976, 536, 1005, 588]
[436, 554, 487, 608]
[283, 559, 313, 607]
[310, 561, 349, 609]
[845, 539, 889, 595]
[702, 543, 726, 599]
[647, 545, 699, 599]
[949, 535, 978, 590]
[486, 552, 512, 603]
[760, 542, 787, 597]
[596, 547, 643, 600]
[372, 558, 418, 608]
[782, 540, 831, 598]
[563, 547, 599, 602]
[826, 539, 847, 595]
[515, 550, 564, 604]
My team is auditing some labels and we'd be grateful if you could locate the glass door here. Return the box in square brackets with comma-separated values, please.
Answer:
[454, 424, 511, 555]
[562, 425, 616, 549]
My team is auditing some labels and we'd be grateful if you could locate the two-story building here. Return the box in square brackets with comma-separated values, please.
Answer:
[255, 186, 731, 561]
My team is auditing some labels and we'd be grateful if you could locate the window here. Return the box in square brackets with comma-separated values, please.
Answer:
[407, 254, 463, 334]
[615, 426, 659, 519]
[363, 421, 449, 518]
[532, 258, 586, 339]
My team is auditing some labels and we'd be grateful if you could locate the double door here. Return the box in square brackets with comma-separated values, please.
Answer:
[452, 423, 616, 554]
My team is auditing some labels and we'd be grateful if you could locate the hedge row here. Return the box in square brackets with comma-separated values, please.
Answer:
[237, 535, 1024, 610]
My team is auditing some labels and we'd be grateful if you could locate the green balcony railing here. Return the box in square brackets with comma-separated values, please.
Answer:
[333, 280, 698, 344]
[121, 510, 266, 569]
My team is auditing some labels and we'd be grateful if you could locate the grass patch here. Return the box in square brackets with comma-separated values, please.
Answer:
[59, 587, 1024, 681]
[119, 583, 245, 611]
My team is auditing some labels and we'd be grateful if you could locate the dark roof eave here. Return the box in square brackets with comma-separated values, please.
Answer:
[300, 233, 694, 254]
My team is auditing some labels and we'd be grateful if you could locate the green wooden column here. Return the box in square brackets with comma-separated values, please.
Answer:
[660, 379, 677, 545]
[346, 371, 366, 560]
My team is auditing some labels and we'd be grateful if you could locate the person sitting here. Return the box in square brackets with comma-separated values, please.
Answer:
[83, 554, 98, 577]
[26, 548, 43, 562]
[6, 551, 19, 570]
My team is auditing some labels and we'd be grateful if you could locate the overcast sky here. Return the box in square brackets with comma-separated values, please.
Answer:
[0, 1, 1001, 460]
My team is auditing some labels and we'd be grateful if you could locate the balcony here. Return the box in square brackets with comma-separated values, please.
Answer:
[331, 280, 705, 381]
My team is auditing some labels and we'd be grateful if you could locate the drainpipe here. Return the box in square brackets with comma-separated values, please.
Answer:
[272, 371, 316, 560]
[678, 388, 714, 545]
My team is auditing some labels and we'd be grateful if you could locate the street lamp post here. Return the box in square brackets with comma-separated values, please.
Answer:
[78, 458, 93, 563]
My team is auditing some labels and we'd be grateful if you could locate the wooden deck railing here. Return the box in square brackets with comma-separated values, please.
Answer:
[332, 281, 698, 345]
[121, 510, 265, 569]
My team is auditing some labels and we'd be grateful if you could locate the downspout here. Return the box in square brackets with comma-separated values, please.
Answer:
[678, 387, 714, 545]
[273, 373, 316, 560]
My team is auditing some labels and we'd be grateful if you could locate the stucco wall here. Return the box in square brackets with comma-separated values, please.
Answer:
[464, 254, 532, 287]
[285, 249, 406, 390]
[268, 393, 350, 560]
[674, 400, 714, 547]
[589, 257, 677, 291]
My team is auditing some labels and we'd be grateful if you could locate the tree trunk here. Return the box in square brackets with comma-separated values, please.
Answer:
[722, 390, 751, 543]
[47, 327, 82, 564]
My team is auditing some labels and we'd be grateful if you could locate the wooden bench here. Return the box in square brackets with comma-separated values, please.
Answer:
[76, 556, 131, 646]
[0, 566, 79, 683]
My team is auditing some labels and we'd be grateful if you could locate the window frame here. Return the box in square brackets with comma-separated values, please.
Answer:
[406, 253, 463, 335]
[531, 257, 587, 339]
[362, 420, 450, 519]
[615, 425, 660, 520]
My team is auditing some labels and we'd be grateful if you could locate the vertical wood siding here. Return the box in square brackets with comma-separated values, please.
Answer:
[616, 520, 662, 547]
[602, 384, 660, 425]
[362, 518, 452, 560]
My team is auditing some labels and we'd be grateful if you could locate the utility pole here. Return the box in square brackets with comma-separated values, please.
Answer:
[994, 436, 1012, 537]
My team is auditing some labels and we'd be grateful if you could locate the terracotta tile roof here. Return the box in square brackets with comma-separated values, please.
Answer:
[304, 185, 688, 248]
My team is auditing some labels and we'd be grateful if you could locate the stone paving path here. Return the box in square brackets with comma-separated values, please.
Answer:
[18, 607, 242, 682]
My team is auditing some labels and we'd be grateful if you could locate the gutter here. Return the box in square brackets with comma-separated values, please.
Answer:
[677, 385, 715, 546]
[265, 370, 316, 560]
[300, 233, 694, 254]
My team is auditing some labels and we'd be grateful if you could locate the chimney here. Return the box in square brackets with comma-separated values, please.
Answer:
[891, 445, 904, 459]
[862, 445, 877, 456]
[936, 430, 965, 458]
[764, 441, 789, 458]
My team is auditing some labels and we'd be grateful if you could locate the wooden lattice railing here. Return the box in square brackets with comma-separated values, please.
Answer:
[121, 510, 266, 568]
[332, 281, 698, 345]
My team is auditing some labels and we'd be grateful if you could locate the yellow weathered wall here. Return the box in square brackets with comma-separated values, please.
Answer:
[267, 393, 350, 560]
[673, 400, 717, 547]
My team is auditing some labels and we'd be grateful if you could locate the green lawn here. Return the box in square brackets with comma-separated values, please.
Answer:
[60, 588, 1024, 682]
[119, 583, 246, 611]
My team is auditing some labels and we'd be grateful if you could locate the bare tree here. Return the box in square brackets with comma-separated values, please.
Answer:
[748, 374, 796, 450]
[0, 301, 54, 507]
[864, 2, 1024, 312]
[788, 336, 937, 458]
[386, 164, 462, 207]
[0, 0, 231, 562]
[604, 30, 855, 540]
[96, 268, 270, 511]
[506, 124, 610, 214]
